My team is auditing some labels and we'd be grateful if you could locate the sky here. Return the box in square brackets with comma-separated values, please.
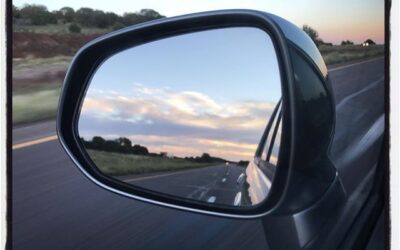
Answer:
[13, 0, 385, 44]
[78, 27, 282, 162]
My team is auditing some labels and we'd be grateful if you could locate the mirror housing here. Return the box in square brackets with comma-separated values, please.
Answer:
[58, 10, 345, 219]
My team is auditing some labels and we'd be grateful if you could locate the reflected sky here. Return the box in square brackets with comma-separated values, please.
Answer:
[79, 27, 282, 162]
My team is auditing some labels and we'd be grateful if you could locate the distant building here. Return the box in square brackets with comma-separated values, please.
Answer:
[362, 39, 376, 47]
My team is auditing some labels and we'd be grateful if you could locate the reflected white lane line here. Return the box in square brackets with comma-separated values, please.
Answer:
[199, 191, 208, 200]
[124, 164, 225, 182]
[234, 192, 242, 206]
[207, 196, 216, 203]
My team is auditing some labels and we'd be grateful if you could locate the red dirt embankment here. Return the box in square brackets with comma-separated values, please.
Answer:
[13, 32, 101, 58]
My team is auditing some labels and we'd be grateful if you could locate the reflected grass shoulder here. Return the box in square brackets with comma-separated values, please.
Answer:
[87, 149, 219, 176]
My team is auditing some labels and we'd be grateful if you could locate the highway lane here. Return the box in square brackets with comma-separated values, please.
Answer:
[125, 164, 245, 206]
[12, 57, 384, 249]
[13, 120, 56, 145]
[329, 58, 384, 194]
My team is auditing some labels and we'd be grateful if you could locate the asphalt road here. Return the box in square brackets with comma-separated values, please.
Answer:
[12, 57, 385, 250]
[125, 164, 245, 206]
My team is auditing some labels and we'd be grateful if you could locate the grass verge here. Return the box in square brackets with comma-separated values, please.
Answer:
[13, 84, 61, 125]
[87, 149, 216, 176]
[320, 45, 384, 65]
[13, 56, 72, 71]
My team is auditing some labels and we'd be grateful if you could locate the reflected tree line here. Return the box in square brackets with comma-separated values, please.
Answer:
[81, 136, 250, 166]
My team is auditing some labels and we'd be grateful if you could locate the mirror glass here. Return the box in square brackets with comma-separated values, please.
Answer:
[78, 27, 282, 208]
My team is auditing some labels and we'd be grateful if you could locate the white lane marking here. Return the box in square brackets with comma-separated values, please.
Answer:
[199, 190, 208, 200]
[221, 178, 227, 183]
[187, 187, 208, 200]
[237, 173, 245, 185]
[183, 185, 234, 192]
[234, 192, 242, 206]
[186, 177, 219, 200]
[124, 164, 225, 182]
[207, 196, 216, 203]
[328, 57, 383, 72]
[336, 76, 384, 110]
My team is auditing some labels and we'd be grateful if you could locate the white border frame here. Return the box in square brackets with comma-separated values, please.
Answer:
[390, 0, 399, 249]
[0, 0, 6, 248]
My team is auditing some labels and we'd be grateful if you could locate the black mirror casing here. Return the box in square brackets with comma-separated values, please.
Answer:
[57, 9, 346, 249]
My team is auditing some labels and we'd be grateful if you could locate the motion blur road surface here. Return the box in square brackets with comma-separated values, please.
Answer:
[12, 58, 384, 250]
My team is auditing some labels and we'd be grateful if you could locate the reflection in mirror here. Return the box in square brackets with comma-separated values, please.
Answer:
[78, 27, 282, 208]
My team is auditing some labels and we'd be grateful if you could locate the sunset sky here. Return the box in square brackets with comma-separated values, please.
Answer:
[14, 0, 385, 44]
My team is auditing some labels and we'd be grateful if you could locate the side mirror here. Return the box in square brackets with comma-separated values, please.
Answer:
[58, 10, 345, 223]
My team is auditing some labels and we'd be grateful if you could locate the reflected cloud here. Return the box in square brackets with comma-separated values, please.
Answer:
[80, 84, 276, 161]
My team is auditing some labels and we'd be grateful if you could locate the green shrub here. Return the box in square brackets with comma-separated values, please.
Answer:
[68, 23, 81, 33]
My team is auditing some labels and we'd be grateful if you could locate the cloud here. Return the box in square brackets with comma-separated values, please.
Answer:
[79, 84, 280, 161]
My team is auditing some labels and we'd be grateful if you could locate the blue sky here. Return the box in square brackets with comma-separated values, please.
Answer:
[91, 27, 281, 103]
[13, 0, 384, 44]
[79, 27, 282, 161]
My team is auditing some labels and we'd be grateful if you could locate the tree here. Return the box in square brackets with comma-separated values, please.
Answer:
[69, 23, 81, 33]
[122, 12, 141, 26]
[103, 140, 120, 152]
[74, 8, 121, 28]
[75, 7, 95, 27]
[51, 10, 63, 22]
[93, 10, 109, 28]
[116, 137, 132, 153]
[138, 9, 165, 19]
[364, 39, 376, 45]
[201, 153, 211, 159]
[341, 40, 354, 45]
[131, 144, 149, 155]
[60, 7, 75, 23]
[122, 9, 165, 26]
[302, 24, 324, 47]
[195, 153, 212, 163]
[19, 4, 57, 25]
[14, 5, 166, 30]
[92, 136, 106, 149]
[105, 12, 120, 27]
[117, 137, 132, 148]
[12, 5, 21, 19]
